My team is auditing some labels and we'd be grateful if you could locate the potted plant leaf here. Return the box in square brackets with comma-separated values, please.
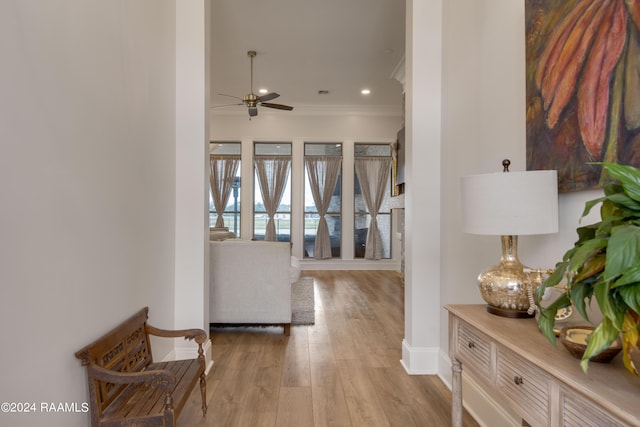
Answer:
[536, 163, 640, 375]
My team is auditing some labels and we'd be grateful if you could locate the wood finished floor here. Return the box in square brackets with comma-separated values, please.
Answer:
[178, 270, 479, 427]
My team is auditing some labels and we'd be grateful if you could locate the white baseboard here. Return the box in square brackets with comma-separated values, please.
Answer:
[460, 373, 521, 427]
[165, 339, 214, 374]
[400, 339, 439, 374]
[300, 259, 400, 271]
[205, 358, 214, 374]
[437, 348, 453, 387]
[439, 352, 521, 427]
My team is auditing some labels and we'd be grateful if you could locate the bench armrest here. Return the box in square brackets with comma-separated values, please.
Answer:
[146, 325, 207, 362]
[146, 325, 207, 345]
[88, 364, 176, 392]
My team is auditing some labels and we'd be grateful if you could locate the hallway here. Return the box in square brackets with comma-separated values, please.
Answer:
[179, 270, 479, 426]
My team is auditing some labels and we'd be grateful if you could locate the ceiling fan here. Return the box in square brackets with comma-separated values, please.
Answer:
[214, 50, 294, 118]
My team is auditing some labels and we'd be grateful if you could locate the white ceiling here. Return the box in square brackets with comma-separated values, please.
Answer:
[210, 0, 406, 114]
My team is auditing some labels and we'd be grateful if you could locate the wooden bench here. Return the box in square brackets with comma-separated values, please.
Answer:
[75, 307, 208, 427]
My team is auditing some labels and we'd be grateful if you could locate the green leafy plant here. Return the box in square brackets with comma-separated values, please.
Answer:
[537, 163, 640, 375]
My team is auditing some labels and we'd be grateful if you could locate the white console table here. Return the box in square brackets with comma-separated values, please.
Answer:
[446, 304, 640, 427]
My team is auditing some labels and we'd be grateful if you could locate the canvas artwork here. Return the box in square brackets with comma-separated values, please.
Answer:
[525, 0, 640, 192]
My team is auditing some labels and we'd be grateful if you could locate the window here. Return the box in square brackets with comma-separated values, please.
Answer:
[253, 142, 292, 241]
[354, 143, 393, 259]
[209, 142, 241, 236]
[304, 143, 342, 259]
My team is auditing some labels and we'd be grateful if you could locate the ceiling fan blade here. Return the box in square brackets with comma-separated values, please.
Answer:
[261, 102, 294, 111]
[211, 102, 244, 109]
[248, 107, 258, 117]
[258, 92, 280, 102]
[217, 93, 242, 100]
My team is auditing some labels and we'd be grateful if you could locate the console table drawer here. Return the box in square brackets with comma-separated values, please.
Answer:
[456, 321, 492, 378]
[497, 347, 550, 426]
[561, 388, 629, 427]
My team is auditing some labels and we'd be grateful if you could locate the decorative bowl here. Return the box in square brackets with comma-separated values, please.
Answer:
[559, 326, 622, 363]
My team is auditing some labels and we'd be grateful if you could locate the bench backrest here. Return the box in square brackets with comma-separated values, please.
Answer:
[75, 307, 154, 415]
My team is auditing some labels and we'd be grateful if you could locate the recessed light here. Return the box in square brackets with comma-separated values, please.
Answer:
[361, 89, 371, 95]
[259, 88, 268, 94]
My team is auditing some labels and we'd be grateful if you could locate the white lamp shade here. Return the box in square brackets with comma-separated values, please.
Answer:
[460, 170, 558, 236]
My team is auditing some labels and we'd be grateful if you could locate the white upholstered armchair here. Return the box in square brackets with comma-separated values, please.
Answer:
[209, 239, 300, 335]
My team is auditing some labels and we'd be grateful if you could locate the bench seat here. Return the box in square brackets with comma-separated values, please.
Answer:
[99, 359, 202, 425]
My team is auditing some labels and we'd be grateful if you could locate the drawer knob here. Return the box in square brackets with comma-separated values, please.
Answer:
[468, 341, 476, 349]
[513, 376, 524, 385]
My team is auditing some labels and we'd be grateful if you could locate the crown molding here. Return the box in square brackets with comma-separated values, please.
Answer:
[390, 54, 406, 92]
[210, 104, 403, 118]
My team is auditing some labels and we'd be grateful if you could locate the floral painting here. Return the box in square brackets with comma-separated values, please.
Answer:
[526, 0, 640, 192]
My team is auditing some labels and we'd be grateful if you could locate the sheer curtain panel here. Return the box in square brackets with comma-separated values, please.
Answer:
[305, 156, 341, 259]
[209, 155, 240, 228]
[355, 157, 392, 259]
[255, 156, 291, 241]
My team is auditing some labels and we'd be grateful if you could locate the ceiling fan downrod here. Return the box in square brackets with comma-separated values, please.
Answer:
[243, 50, 258, 107]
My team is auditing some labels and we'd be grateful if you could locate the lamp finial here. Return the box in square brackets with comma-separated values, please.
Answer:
[502, 159, 511, 172]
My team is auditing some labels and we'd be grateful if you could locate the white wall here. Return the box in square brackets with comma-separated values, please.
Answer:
[210, 108, 402, 140]
[437, 0, 604, 424]
[0, 2, 178, 426]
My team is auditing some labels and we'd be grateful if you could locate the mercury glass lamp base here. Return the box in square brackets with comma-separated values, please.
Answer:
[478, 235, 537, 318]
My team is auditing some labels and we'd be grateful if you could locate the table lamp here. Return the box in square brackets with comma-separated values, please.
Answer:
[460, 160, 558, 318]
